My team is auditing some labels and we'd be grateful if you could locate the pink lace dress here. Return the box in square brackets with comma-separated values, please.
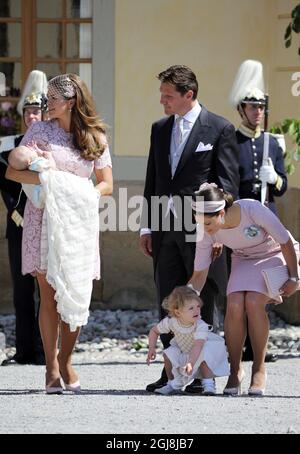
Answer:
[20, 120, 112, 277]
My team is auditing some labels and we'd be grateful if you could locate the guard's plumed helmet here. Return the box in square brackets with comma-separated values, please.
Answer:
[229, 60, 266, 108]
[17, 70, 48, 115]
[240, 87, 266, 106]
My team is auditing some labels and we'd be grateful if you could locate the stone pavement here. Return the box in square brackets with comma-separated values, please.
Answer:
[0, 350, 299, 434]
[1, 309, 300, 434]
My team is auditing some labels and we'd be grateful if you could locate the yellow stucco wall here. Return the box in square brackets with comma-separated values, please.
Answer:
[271, 0, 300, 188]
[114, 0, 300, 186]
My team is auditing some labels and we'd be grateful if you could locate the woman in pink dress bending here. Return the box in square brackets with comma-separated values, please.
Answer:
[189, 183, 299, 396]
[6, 74, 113, 394]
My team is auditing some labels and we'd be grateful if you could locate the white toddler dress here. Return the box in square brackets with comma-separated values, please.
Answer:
[157, 316, 229, 390]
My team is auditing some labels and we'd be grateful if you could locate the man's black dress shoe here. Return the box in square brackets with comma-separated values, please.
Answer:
[1, 354, 34, 366]
[184, 378, 203, 394]
[242, 350, 278, 363]
[264, 353, 278, 363]
[146, 367, 168, 392]
[146, 376, 168, 392]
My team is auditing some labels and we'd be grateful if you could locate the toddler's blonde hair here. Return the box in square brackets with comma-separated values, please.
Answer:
[162, 286, 203, 317]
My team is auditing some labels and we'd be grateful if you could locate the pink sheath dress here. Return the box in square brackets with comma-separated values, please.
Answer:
[20, 120, 112, 277]
[194, 199, 299, 301]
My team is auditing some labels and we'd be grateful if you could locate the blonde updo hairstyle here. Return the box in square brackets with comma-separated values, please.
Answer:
[162, 286, 203, 317]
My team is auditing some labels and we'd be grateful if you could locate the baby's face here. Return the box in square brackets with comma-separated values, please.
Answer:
[18, 146, 38, 165]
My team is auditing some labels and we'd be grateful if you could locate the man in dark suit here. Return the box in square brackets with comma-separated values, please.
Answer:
[140, 65, 240, 392]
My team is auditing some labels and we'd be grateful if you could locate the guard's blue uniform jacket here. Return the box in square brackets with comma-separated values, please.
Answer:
[0, 135, 26, 238]
[237, 124, 287, 214]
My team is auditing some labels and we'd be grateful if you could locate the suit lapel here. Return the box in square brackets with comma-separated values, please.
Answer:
[159, 116, 173, 180]
[173, 106, 211, 179]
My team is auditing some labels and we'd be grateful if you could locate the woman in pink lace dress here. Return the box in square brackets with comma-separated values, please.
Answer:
[188, 183, 299, 396]
[6, 74, 113, 394]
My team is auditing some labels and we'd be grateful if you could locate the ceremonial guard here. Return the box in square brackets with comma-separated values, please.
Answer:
[0, 70, 47, 365]
[229, 60, 287, 216]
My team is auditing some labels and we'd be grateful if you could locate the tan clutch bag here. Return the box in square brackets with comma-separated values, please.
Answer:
[261, 265, 289, 303]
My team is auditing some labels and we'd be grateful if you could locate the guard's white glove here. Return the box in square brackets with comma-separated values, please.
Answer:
[259, 158, 277, 185]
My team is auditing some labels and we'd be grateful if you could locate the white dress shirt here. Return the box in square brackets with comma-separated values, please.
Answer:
[170, 102, 201, 177]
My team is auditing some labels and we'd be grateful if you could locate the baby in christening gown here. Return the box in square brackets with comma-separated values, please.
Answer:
[9, 145, 56, 209]
[147, 286, 229, 395]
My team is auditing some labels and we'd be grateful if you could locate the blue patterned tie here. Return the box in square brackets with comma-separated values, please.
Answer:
[175, 116, 184, 148]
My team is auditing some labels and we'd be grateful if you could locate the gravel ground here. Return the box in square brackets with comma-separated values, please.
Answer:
[0, 356, 299, 434]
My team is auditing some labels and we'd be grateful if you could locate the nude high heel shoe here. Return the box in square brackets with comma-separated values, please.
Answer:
[223, 370, 245, 396]
[46, 385, 64, 395]
[63, 379, 81, 393]
[248, 373, 267, 396]
[45, 375, 63, 395]
[59, 365, 82, 393]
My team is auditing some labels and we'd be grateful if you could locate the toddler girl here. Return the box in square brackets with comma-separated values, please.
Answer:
[147, 286, 229, 395]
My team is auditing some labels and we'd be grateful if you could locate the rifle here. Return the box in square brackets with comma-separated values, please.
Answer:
[262, 93, 270, 206]
[264, 94, 269, 131]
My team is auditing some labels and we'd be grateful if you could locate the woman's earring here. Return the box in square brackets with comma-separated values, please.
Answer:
[220, 215, 225, 225]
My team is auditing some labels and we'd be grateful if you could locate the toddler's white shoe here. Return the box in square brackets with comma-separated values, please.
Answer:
[201, 378, 216, 395]
[154, 383, 176, 395]
[63, 380, 81, 393]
